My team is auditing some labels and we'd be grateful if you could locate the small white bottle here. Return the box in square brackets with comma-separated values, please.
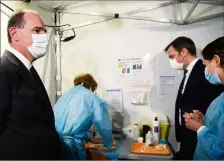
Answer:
[152, 117, 160, 144]
[145, 131, 153, 146]
[133, 124, 139, 140]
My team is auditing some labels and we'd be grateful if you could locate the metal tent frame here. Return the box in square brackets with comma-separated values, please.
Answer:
[46, 0, 224, 32]
[1, 0, 222, 29]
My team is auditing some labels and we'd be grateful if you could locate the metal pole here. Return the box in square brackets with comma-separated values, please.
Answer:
[187, 12, 224, 24]
[55, 8, 63, 100]
[45, 24, 70, 27]
[62, 18, 115, 32]
[119, 15, 172, 23]
[187, 0, 224, 5]
[0, 1, 14, 11]
[124, 1, 182, 15]
[184, 0, 200, 22]
[60, 11, 115, 18]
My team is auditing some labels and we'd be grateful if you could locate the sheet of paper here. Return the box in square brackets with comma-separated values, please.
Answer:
[129, 82, 152, 106]
[105, 89, 123, 112]
[117, 57, 151, 82]
[158, 76, 176, 96]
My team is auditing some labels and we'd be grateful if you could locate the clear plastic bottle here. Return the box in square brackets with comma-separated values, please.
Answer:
[145, 131, 153, 146]
[133, 124, 139, 140]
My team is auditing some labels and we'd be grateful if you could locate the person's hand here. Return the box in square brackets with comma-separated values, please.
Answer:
[185, 118, 203, 132]
[183, 112, 192, 119]
[183, 110, 204, 123]
[192, 110, 204, 124]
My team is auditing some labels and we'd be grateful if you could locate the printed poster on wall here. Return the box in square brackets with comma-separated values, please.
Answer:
[118, 57, 142, 74]
[157, 75, 176, 97]
[105, 89, 123, 113]
[117, 57, 151, 82]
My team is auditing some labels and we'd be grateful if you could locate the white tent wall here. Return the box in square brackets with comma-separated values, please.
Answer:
[1, 0, 223, 152]
[59, 1, 224, 151]
[0, 1, 57, 105]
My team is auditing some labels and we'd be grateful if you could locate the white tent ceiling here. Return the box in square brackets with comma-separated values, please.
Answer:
[34, 0, 224, 9]
[32, 1, 78, 10]
[33, 0, 224, 27]
[1, 1, 223, 26]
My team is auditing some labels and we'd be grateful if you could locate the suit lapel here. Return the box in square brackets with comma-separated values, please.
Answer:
[3, 51, 44, 102]
[182, 60, 202, 96]
[175, 60, 202, 106]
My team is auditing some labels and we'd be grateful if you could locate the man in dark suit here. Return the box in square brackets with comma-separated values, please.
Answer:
[0, 9, 61, 159]
[164, 37, 223, 160]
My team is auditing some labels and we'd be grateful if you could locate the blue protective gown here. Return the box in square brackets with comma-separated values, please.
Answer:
[194, 92, 224, 160]
[54, 85, 113, 160]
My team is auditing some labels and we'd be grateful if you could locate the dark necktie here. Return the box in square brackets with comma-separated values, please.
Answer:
[29, 66, 54, 120]
[30, 66, 43, 88]
[30, 66, 37, 80]
[179, 70, 188, 95]
[30, 66, 49, 103]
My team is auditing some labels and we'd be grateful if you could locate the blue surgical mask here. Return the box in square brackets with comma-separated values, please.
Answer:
[204, 67, 222, 85]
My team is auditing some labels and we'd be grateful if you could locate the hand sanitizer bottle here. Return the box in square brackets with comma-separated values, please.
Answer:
[153, 117, 160, 144]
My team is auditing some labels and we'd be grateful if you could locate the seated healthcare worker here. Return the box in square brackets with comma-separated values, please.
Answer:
[54, 73, 114, 160]
[184, 37, 224, 160]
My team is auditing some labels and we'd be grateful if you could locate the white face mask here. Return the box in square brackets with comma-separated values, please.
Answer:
[169, 58, 183, 70]
[27, 34, 49, 59]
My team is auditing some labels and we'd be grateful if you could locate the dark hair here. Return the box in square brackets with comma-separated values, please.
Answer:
[7, 10, 26, 43]
[202, 37, 224, 60]
[202, 36, 224, 66]
[74, 73, 98, 92]
[164, 36, 196, 56]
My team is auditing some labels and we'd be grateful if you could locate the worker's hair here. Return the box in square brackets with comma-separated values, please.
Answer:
[164, 36, 196, 56]
[7, 9, 38, 43]
[73, 73, 98, 92]
[202, 36, 224, 67]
